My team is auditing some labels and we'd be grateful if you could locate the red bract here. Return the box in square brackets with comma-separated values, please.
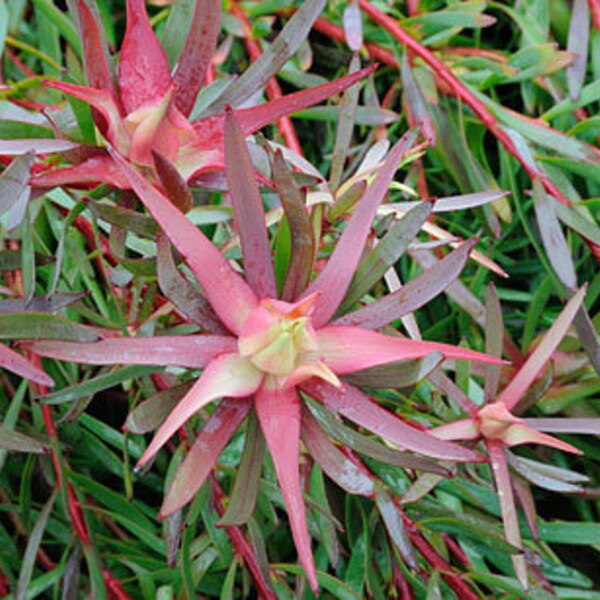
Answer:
[27, 119, 502, 593]
[31, 0, 376, 193]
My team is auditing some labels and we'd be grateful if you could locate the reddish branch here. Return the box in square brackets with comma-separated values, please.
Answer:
[232, 3, 303, 155]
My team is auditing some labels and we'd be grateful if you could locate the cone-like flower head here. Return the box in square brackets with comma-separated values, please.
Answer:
[27, 122, 503, 594]
[32, 0, 377, 192]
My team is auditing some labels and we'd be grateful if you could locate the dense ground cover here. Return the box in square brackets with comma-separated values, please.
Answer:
[1, 0, 600, 597]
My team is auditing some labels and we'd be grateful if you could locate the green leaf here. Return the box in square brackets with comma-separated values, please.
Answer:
[41, 365, 160, 404]
[16, 489, 58, 600]
[218, 411, 265, 526]
[538, 521, 600, 545]
[0, 313, 98, 341]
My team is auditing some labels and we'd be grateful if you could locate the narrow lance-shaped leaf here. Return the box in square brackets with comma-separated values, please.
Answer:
[119, 0, 171, 113]
[0, 292, 87, 315]
[235, 64, 378, 136]
[567, 0, 589, 101]
[382, 190, 510, 214]
[225, 108, 276, 298]
[552, 199, 600, 246]
[173, 0, 221, 116]
[156, 236, 225, 333]
[76, 0, 120, 113]
[272, 150, 316, 301]
[345, 352, 443, 389]
[336, 239, 477, 329]
[26, 335, 236, 369]
[302, 406, 374, 496]
[111, 149, 258, 334]
[160, 398, 252, 515]
[219, 410, 266, 526]
[498, 286, 586, 412]
[329, 53, 361, 190]
[305, 130, 417, 327]
[124, 381, 194, 434]
[153, 151, 193, 214]
[306, 397, 452, 475]
[339, 199, 433, 314]
[0, 344, 54, 387]
[374, 485, 417, 569]
[16, 489, 58, 600]
[343, 1, 363, 51]
[303, 379, 482, 462]
[255, 387, 318, 593]
[207, 0, 326, 113]
[486, 440, 528, 588]
[318, 326, 502, 374]
[402, 52, 435, 143]
[137, 354, 262, 468]
[572, 307, 600, 376]
[533, 179, 577, 290]
[485, 283, 503, 402]
[0, 313, 97, 341]
[508, 453, 588, 494]
[0, 154, 32, 228]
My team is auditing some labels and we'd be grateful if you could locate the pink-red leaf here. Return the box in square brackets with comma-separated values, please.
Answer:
[498, 286, 586, 411]
[25, 335, 236, 369]
[153, 150, 193, 213]
[225, 108, 276, 298]
[318, 325, 502, 374]
[305, 130, 416, 327]
[31, 155, 131, 190]
[0, 343, 54, 387]
[486, 440, 527, 587]
[111, 150, 258, 334]
[523, 417, 600, 435]
[119, 0, 172, 113]
[255, 387, 318, 594]
[137, 353, 262, 468]
[485, 282, 503, 402]
[272, 150, 316, 301]
[160, 398, 251, 515]
[303, 379, 482, 462]
[173, 0, 222, 116]
[336, 238, 475, 329]
[76, 0, 121, 111]
[235, 64, 378, 136]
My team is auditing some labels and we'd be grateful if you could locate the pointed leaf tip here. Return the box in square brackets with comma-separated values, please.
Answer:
[119, 0, 172, 113]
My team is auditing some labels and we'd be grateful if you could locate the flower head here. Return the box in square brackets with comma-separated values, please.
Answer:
[27, 114, 503, 593]
[30, 0, 376, 194]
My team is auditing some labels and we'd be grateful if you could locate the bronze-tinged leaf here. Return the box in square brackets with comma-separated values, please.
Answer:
[156, 236, 225, 333]
[272, 150, 315, 300]
[153, 150, 193, 214]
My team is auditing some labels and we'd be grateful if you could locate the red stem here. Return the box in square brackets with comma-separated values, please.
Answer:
[210, 476, 277, 599]
[103, 569, 132, 600]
